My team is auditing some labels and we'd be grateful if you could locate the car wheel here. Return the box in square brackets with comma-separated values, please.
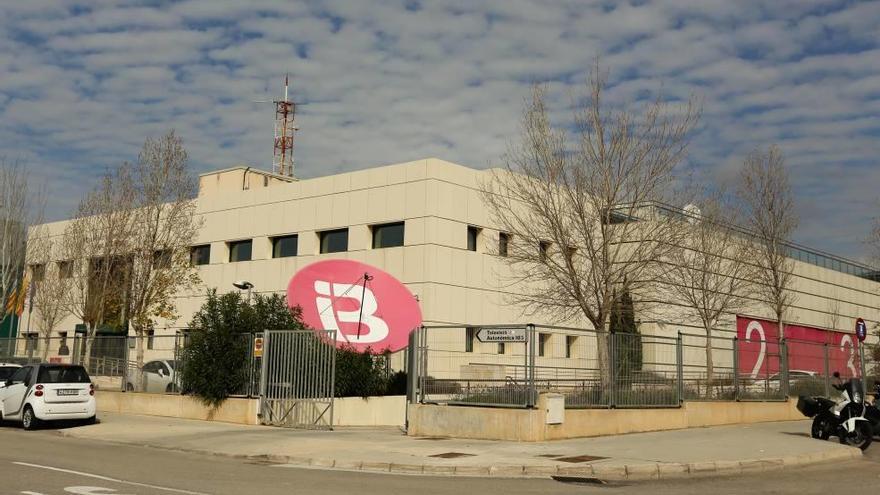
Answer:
[82, 416, 96, 426]
[125, 382, 134, 392]
[22, 406, 39, 431]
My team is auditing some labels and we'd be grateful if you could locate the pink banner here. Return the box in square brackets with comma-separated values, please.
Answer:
[736, 316, 859, 379]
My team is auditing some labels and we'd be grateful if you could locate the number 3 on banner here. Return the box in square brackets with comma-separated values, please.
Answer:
[746, 321, 766, 379]
[840, 335, 857, 377]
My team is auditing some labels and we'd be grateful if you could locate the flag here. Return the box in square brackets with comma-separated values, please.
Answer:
[5, 275, 29, 317]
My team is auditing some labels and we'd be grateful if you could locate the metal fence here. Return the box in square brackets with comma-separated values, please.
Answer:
[410, 324, 870, 409]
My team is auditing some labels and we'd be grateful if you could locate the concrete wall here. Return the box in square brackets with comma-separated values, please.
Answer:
[407, 396, 804, 441]
[96, 391, 406, 427]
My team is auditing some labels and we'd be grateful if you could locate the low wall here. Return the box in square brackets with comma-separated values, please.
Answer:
[408, 397, 804, 441]
[96, 391, 260, 425]
[97, 391, 407, 427]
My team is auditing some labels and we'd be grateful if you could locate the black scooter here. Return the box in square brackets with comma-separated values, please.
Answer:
[797, 372, 878, 451]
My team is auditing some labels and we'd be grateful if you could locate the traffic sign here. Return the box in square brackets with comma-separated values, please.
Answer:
[856, 318, 867, 342]
[475, 326, 527, 343]
[254, 337, 264, 357]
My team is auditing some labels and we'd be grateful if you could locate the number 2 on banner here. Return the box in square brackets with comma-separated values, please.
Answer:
[840, 335, 857, 377]
[746, 321, 766, 379]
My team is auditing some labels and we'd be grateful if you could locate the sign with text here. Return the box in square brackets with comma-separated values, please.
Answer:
[287, 259, 422, 353]
[476, 326, 527, 343]
[736, 316, 859, 379]
[253, 337, 264, 358]
[856, 318, 867, 342]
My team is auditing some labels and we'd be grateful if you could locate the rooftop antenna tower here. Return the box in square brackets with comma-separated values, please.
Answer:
[272, 74, 298, 177]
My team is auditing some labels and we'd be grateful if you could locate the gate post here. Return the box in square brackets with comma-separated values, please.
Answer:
[526, 324, 536, 408]
[609, 331, 616, 408]
[733, 337, 739, 401]
[676, 332, 683, 404]
[418, 326, 427, 404]
[860, 342, 867, 400]
[406, 329, 419, 405]
[258, 330, 270, 422]
[780, 339, 789, 399]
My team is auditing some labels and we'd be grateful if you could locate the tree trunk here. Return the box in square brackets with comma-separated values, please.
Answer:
[597, 319, 612, 391]
[704, 329, 714, 388]
[82, 323, 96, 371]
[41, 336, 50, 361]
[134, 326, 146, 392]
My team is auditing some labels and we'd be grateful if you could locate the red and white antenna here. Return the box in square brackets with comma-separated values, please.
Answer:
[272, 74, 298, 177]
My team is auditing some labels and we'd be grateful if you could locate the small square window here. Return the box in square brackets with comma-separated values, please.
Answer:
[228, 240, 253, 262]
[539, 241, 551, 260]
[30, 264, 45, 282]
[319, 229, 349, 254]
[272, 234, 298, 258]
[152, 249, 172, 269]
[467, 226, 480, 252]
[190, 245, 211, 266]
[499, 232, 510, 257]
[58, 260, 74, 279]
[372, 222, 405, 249]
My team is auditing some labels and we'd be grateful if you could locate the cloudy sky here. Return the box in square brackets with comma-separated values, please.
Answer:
[1, 0, 878, 261]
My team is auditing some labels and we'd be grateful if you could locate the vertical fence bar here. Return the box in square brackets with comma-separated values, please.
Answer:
[676, 332, 683, 404]
[823, 344, 831, 398]
[527, 323, 536, 408]
[609, 332, 616, 408]
[781, 339, 789, 399]
[258, 330, 270, 422]
[418, 326, 427, 404]
[329, 329, 337, 429]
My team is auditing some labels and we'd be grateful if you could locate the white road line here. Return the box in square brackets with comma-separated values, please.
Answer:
[12, 462, 211, 495]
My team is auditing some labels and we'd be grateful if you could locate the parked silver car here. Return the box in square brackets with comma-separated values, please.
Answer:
[125, 359, 178, 394]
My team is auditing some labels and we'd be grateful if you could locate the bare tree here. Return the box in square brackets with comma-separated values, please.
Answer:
[27, 231, 68, 360]
[737, 146, 798, 341]
[483, 64, 700, 380]
[61, 167, 136, 364]
[126, 130, 201, 371]
[827, 291, 841, 333]
[0, 160, 44, 322]
[662, 190, 757, 384]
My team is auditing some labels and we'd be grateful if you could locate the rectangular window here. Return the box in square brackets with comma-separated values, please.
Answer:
[467, 226, 480, 252]
[539, 333, 551, 357]
[190, 245, 211, 266]
[147, 329, 155, 350]
[58, 260, 74, 279]
[465, 327, 476, 353]
[228, 240, 253, 262]
[539, 241, 551, 260]
[319, 229, 349, 254]
[372, 222, 405, 249]
[566, 336, 577, 359]
[499, 232, 510, 257]
[497, 342, 505, 355]
[272, 234, 299, 258]
[25, 333, 39, 352]
[30, 264, 45, 282]
[152, 249, 172, 269]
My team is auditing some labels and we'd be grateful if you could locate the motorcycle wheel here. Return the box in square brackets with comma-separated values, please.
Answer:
[811, 416, 832, 440]
[839, 421, 873, 451]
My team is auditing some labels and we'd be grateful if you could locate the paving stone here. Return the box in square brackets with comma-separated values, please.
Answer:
[489, 465, 525, 477]
[657, 463, 689, 479]
[625, 463, 659, 480]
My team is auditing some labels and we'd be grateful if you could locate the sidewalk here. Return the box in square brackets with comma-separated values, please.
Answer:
[58, 412, 860, 481]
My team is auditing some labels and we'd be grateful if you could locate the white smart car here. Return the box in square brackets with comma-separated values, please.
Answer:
[0, 363, 96, 430]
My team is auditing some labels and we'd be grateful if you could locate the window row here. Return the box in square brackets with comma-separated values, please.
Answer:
[192, 221, 406, 265]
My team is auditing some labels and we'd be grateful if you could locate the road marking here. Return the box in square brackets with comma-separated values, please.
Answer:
[13, 462, 211, 495]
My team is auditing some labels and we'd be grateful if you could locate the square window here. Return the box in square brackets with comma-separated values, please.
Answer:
[320, 229, 349, 254]
[30, 264, 45, 282]
[58, 260, 74, 279]
[272, 234, 298, 258]
[467, 226, 480, 252]
[228, 240, 253, 262]
[499, 232, 510, 257]
[372, 222, 405, 249]
[152, 249, 172, 269]
[190, 245, 211, 266]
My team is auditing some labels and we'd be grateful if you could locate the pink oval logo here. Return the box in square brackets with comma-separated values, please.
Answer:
[287, 259, 422, 352]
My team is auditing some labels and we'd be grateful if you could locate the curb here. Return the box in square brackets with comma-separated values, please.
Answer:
[56, 429, 862, 481]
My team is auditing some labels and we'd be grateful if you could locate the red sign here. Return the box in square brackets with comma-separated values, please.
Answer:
[737, 316, 859, 379]
[287, 260, 422, 353]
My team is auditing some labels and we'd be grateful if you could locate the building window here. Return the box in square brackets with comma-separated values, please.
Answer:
[152, 249, 172, 269]
[190, 245, 211, 266]
[319, 229, 349, 254]
[24, 333, 38, 352]
[372, 222, 405, 249]
[465, 327, 476, 353]
[467, 226, 480, 252]
[272, 234, 298, 258]
[566, 336, 577, 359]
[58, 260, 74, 279]
[539, 333, 551, 357]
[499, 232, 510, 257]
[228, 240, 253, 262]
[497, 342, 505, 355]
[147, 329, 155, 350]
[30, 264, 45, 282]
[539, 241, 551, 260]
[58, 331, 69, 356]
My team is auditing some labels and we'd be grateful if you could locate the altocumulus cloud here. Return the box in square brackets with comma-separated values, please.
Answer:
[0, 0, 878, 260]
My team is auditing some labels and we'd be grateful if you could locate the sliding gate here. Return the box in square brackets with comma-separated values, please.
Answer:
[259, 330, 336, 429]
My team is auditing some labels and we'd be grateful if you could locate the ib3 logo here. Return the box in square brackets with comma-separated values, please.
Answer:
[287, 260, 422, 352]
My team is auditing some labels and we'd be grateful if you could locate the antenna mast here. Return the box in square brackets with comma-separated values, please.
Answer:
[273, 74, 298, 177]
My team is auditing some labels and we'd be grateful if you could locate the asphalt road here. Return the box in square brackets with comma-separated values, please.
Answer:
[3, 424, 880, 495]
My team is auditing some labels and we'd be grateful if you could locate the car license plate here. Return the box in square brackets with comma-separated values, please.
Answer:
[56, 389, 79, 396]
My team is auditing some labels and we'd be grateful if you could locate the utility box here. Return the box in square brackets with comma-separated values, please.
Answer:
[545, 393, 565, 425]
